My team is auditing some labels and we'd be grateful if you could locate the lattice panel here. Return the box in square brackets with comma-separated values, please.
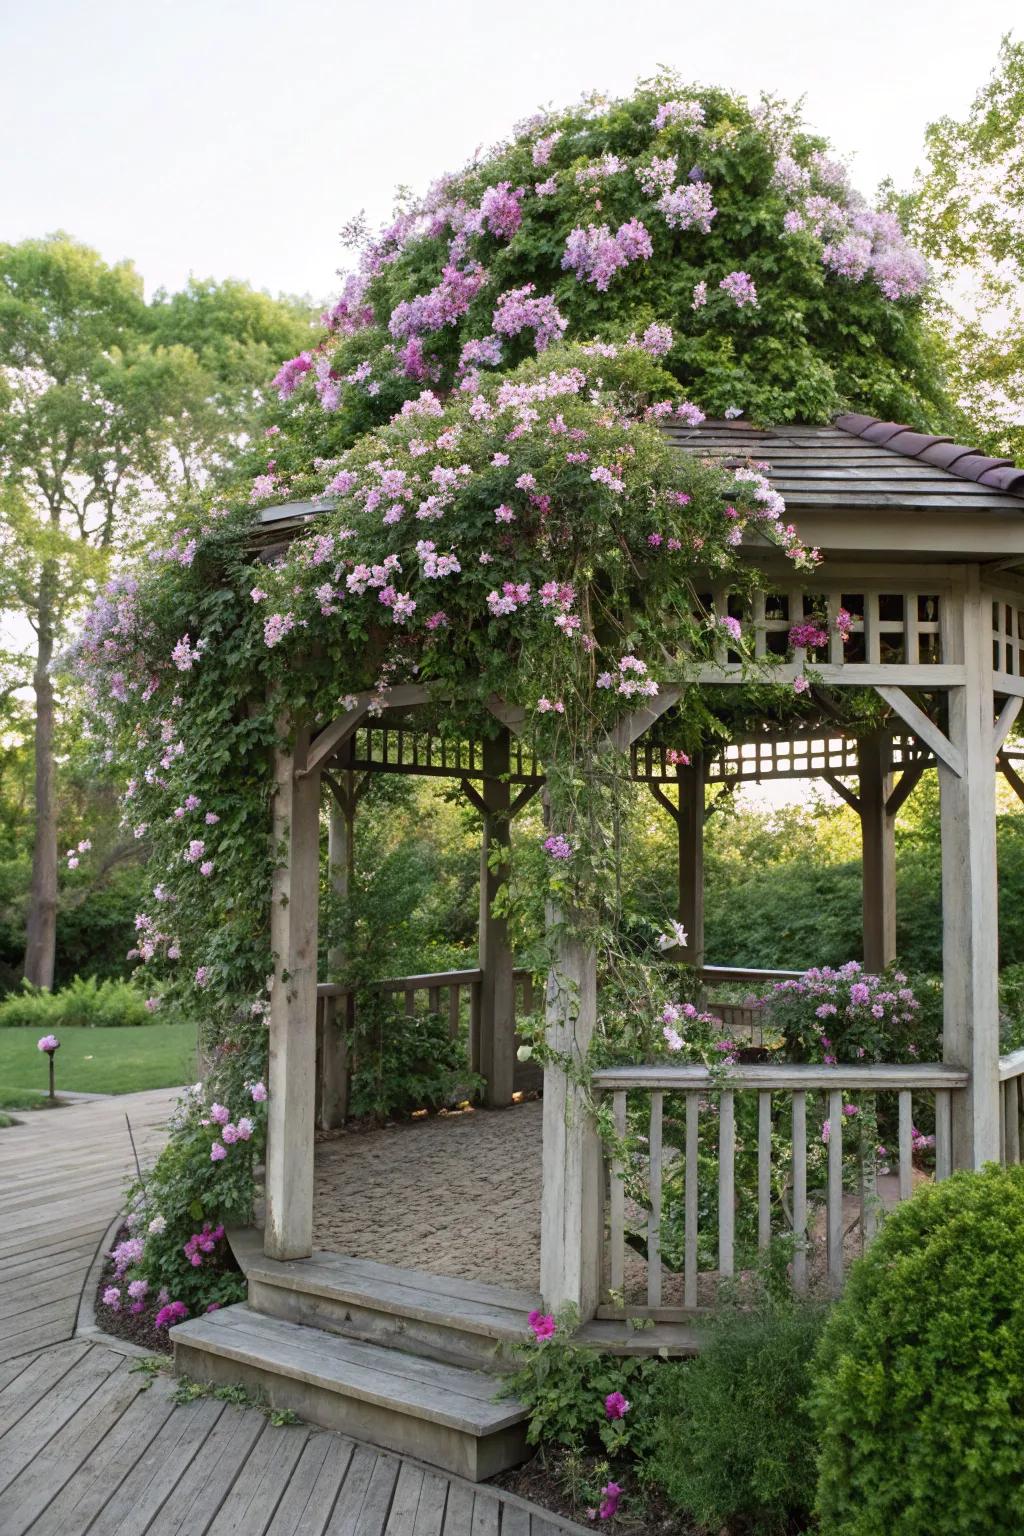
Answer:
[991, 596, 1024, 681]
[693, 586, 943, 667]
[633, 731, 930, 785]
[348, 723, 541, 782]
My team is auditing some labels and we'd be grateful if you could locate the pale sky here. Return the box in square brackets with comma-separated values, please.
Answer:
[2, 0, 1019, 307]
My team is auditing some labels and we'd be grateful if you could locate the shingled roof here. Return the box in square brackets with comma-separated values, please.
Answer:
[664, 416, 1024, 514]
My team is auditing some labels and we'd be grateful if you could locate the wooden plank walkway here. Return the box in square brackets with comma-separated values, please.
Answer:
[0, 1091, 584, 1536]
[0, 1089, 178, 1364]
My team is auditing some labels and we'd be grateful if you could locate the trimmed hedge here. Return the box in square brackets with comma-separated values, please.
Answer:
[811, 1163, 1024, 1535]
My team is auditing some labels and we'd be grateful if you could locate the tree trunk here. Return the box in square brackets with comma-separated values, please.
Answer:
[24, 574, 57, 988]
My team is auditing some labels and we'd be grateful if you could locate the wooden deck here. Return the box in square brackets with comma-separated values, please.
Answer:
[0, 1340, 572, 1536]
[0, 1091, 585, 1536]
[0, 1089, 178, 1364]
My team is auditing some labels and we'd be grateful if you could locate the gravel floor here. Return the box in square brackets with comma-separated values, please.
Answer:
[313, 1099, 544, 1291]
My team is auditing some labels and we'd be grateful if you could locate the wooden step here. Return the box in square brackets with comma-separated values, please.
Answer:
[230, 1230, 541, 1371]
[171, 1303, 529, 1482]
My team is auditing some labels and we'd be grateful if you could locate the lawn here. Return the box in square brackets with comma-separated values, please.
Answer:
[0, 1022, 198, 1099]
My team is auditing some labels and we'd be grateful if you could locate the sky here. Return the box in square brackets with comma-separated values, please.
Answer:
[2, 0, 1020, 308]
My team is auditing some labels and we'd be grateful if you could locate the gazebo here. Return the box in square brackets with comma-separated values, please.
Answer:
[172, 413, 1024, 1478]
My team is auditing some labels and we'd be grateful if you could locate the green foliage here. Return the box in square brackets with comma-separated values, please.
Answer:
[348, 1005, 481, 1120]
[501, 1308, 662, 1461]
[903, 36, 1024, 462]
[648, 1300, 826, 1532]
[810, 1164, 1024, 1535]
[0, 975, 153, 1029]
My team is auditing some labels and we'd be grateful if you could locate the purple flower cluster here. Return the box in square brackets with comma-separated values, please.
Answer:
[492, 285, 567, 352]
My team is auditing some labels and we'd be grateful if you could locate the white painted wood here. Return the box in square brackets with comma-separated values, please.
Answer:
[540, 906, 602, 1319]
[999, 1046, 1024, 1081]
[646, 1093, 664, 1309]
[684, 1092, 699, 1310]
[898, 1091, 914, 1201]
[757, 1091, 772, 1251]
[266, 718, 321, 1261]
[860, 1095, 879, 1246]
[875, 686, 964, 777]
[718, 1091, 735, 1280]
[1005, 1079, 1021, 1165]
[827, 1089, 844, 1296]
[791, 1093, 807, 1294]
[938, 568, 1003, 1169]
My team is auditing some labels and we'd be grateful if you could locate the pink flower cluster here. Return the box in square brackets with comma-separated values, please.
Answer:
[184, 1221, 225, 1267]
[492, 285, 567, 352]
[562, 220, 653, 291]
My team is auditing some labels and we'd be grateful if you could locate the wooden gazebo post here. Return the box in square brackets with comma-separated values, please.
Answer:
[265, 717, 321, 1260]
[937, 569, 1002, 1168]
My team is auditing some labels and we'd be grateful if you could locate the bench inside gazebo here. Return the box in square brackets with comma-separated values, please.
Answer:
[171, 414, 1024, 1479]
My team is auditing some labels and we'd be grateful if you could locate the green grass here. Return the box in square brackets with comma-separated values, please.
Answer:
[0, 1022, 198, 1097]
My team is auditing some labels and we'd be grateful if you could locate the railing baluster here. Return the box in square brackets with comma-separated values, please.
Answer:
[448, 984, 461, 1040]
[757, 1090, 772, 1250]
[685, 1091, 699, 1309]
[718, 1090, 735, 1280]
[469, 977, 482, 1073]
[898, 1089, 913, 1201]
[428, 986, 440, 1015]
[935, 1088, 952, 1180]
[1006, 1079, 1021, 1165]
[647, 1091, 664, 1309]
[827, 1088, 844, 1295]
[404, 987, 416, 1018]
[792, 1091, 807, 1295]
[609, 1091, 626, 1300]
[860, 1093, 879, 1247]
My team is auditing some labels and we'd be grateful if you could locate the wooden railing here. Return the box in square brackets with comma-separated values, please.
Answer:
[591, 1060, 968, 1316]
[314, 966, 538, 1125]
[1000, 1047, 1024, 1164]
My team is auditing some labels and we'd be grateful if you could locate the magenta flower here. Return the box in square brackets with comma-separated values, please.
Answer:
[605, 1391, 630, 1420]
[209, 1102, 230, 1125]
[250, 1081, 268, 1103]
[102, 1286, 121, 1310]
[543, 835, 573, 861]
[37, 1034, 60, 1053]
[598, 1482, 622, 1520]
[210, 1141, 227, 1162]
[154, 1300, 189, 1329]
[528, 1309, 556, 1341]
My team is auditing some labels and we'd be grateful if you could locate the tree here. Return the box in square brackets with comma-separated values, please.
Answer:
[902, 36, 1024, 461]
[0, 233, 312, 985]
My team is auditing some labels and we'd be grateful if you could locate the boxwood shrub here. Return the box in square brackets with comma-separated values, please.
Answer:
[811, 1163, 1024, 1535]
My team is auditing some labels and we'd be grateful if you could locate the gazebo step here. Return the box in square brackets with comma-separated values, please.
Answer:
[230, 1229, 541, 1371]
[170, 1303, 529, 1481]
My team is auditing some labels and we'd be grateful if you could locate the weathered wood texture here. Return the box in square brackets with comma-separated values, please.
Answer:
[0, 1089, 175, 1364]
[0, 1344, 584, 1536]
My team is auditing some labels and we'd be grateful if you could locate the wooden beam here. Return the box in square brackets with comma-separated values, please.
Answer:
[508, 782, 541, 820]
[301, 683, 436, 776]
[938, 570, 1001, 1170]
[885, 757, 927, 818]
[266, 717, 321, 1260]
[647, 782, 680, 822]
[993, 695, 1023, 756]
[677, 756, 705, 969]
[477, 731, 516, 1108]
[858, 732, 896, 973]
[698, 663, 966, 688]
[540, 897, 602, 1317]
[821, 772, 862, 814]
[607, 687, 683, 752]
[485, 693, 526, 735]
[460, 778, 488, 816]
[998, 751, 1024, 806]
[875, 686, 964, 778]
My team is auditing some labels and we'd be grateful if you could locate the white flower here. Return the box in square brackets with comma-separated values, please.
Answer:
[656, 920, 689, 950]
[148, 1215, 167, 1235]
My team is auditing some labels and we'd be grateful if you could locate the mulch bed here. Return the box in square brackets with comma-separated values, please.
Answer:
[492, 1450, 690, 1535]
[91, 1222, 172, 1356]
